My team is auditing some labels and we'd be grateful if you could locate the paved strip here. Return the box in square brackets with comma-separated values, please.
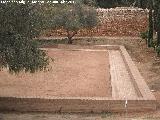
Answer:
[42, 48, 108, 52]
[37, 36, 141, 40]
[109, 50, 138, 99]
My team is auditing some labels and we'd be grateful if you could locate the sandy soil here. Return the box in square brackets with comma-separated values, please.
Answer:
[0, 49, 111, 97]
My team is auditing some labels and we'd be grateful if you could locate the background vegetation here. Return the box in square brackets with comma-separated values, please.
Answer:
[0, 0, 98, 73]
[1, 0, 160, 73]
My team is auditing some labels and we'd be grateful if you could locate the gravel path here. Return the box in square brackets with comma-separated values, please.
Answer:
[109, 50, 138, 99]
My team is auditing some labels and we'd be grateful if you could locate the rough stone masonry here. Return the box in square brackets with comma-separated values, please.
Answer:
[42, 7, 149, 37]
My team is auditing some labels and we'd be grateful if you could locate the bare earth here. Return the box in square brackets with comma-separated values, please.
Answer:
[2, 37, 160, 119]
[0, 49, 111, 97]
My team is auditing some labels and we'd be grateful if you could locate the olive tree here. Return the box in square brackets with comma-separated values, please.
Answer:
[0, 1, 49, 73]
[51, 1, 98, 44]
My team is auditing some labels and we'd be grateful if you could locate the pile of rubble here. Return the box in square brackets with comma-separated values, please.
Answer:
[42, 7, 149, 37]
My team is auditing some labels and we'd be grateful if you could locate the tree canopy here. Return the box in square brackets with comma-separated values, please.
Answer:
[0, 1, 49, 73]
[0, 0, 98, 72]
[1, 0, 160, 73]
[45, 0, 98, 44]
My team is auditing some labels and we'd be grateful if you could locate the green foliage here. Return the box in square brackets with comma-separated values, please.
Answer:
[140, 0, 160, 55]
[96, 0, 116, 8]
[0, 32, 49, 73]
[79, 0, 97, 6]
[148, 4, 153, 48]
[50, 1, 98, 43]
[152, 0, 160, 46]
[156, 7, 160, 46]
[150, 39, 157, 49]
[0, 2, 45, 38]
[140, 30, 148, 45]
[0, 2, 49, 73]
[156, 45, 160, 56]
[140, 30, 148, 40]
[95, 0, 144, 8]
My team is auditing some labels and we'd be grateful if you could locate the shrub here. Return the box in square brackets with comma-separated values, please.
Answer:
[140, 30, 148, 44]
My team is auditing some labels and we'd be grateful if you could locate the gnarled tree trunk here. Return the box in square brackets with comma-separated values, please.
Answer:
[67, 30, 77, 44]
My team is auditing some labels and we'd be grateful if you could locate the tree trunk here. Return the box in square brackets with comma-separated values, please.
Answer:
[67, 30, 77, 44]
[68, 37, 73, 44]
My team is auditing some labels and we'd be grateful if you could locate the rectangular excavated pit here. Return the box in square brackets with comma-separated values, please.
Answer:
[0, 45, 156, 112]
[0, 50, 111, 97]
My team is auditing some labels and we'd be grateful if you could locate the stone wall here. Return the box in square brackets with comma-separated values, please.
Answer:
[42, 7, 149, 37]
[0, 97, 156, 113]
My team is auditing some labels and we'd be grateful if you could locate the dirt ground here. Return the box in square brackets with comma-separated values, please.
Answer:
[0, 49, 111, 97]
[73, 37, 160, 101]
[123, 40, 160, 101]
[0, 111, 160, 120]
[1, 37, 160, 119]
